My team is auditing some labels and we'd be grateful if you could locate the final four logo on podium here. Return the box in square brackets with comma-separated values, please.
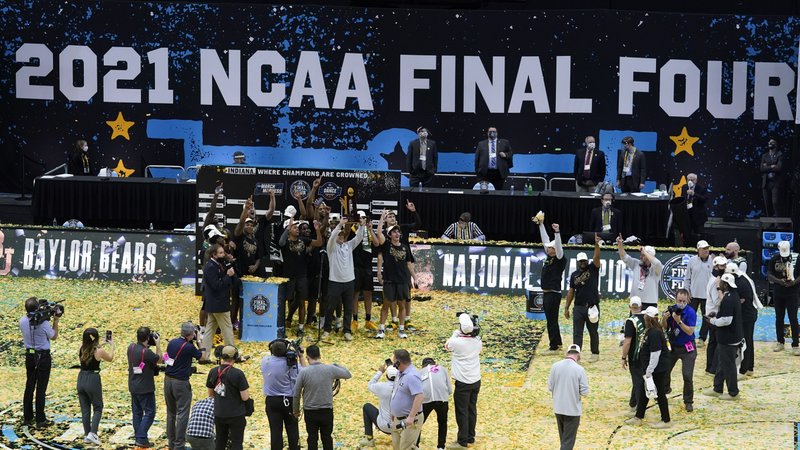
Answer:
[250, 294, 271, 316]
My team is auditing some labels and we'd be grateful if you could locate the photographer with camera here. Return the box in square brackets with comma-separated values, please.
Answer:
[418, 357, 451, 450]
[77, 328, 114, 445]
[200, 244, 237, 364]
[164, 322, 204, 450]
[261, 339, 308, 450]
[661, 289, 697, 412]
[388, 349, 424, 450]
[293, 345, 352, 450]
[19, 297, 62, 428]
[206, 345, 251, 450]
[358, 359, 398, 448]
[127, 327, 163, 448]
[445, 313, 482, 450]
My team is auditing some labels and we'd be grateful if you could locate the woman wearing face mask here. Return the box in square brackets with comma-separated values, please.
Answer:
[68, 139, 93, 175]
[77, 327, 115, 445]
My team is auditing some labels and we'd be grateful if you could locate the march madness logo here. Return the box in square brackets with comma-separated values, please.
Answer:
[660, 254, 692, 300]
[250, 294, 271, 316]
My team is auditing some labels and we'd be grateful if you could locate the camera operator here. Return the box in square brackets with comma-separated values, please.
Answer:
[77, 328, 114, 445]
[359, 360, 398, 448]
[418, 357, 450, 450]
[388, 349, 424, 450]
[293, 345, 352, 450]
[261, 339, 308, 450]
[19, 296, 61, 427]
[127, 327, 163, 448]
[661, 289, 697, 412]
[200, 244, 237, 364]
[164, 322, 204, 450]
[445, 314, 482, 450]
[206, 345, 251, 450]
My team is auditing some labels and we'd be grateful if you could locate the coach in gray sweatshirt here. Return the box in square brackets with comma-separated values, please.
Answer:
[292, 345, 351, 450]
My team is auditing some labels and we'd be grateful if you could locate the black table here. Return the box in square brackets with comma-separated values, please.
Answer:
[401, 188, 669, 243]
[32, 176, 197, 229]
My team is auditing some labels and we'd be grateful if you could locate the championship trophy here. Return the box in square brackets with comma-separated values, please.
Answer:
[342, 186, 360, 223]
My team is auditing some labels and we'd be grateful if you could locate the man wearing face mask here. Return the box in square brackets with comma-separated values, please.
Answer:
[616, 136, 646, 193]
[574, 136, 606, 193]
[703, 256, 729, 375]
[588, 193, 622, 236]
[726, 262, 762, 377]
[767, 241, 800, 355]
[475, 127, 513, 190]
[68, 139, 94, 175]
[725, 242, 747, 274]
[760, 138, 785, 217]
[703, 273, 743, 401]
[681, 173, 708, 242]
[564, 234, 602, 363]
[662, 289, 697, 412]
[684, 240, 713, 348]
[617, 238, 663, 311]
[406, 127, 438, 188]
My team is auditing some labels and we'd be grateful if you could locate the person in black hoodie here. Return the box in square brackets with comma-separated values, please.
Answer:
[726, 263, 760, 377]
[200, 244, 236, 364]
[703, 273, 743, 400]
[625, 306, 671, 429]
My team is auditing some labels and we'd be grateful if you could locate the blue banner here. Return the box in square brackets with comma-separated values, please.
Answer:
[240, 280, 281, 342]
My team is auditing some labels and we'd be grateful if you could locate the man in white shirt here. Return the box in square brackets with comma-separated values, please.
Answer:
[445, 314, 482, 449]
[617, 238, 663, 310]
[685, 240, 713, 347]
[547, 344, 589, 450]
[419, 357, 451, 450]
[322, 219, 364, 341]
[359, 363, 397, 448]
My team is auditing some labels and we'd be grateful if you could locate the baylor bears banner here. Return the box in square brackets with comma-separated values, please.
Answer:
[2, 0, 798, 219]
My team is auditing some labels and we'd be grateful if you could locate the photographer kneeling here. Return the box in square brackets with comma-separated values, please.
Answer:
[20, 297, 62, 428]
[164, 322, 204, 450]
[261, 339, 307, 450]
[127, 327, 163, 448]
[445, 314, 482, 450]
[359, 359, 398, 447]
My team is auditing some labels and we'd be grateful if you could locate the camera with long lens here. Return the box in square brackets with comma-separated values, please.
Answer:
[286, 338, 304, 367]
[455, 311, 480, 337]
[27, 299, 65, 326]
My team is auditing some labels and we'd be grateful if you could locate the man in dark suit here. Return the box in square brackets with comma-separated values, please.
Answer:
[681, 173, 708, 240]
[588, 192, 622, 236]
[475, 126, 513, 190]
[406, 127, 438, 187]
[574, 135, 606, 192]
[616, 136, 646, 193]
[760, 138, 785, 217]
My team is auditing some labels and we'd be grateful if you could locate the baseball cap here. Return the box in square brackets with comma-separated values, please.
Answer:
[725, 262, 739, 275]
[576, 252, 589, 262]
[643, 246, 656, 256]
[778, 240, 791, 257]
[696, 240, 710, 249]
[629, 296, 642, 307]
[566, 344, 581, 354]
[459, 313, 474, 334]
[284, 205, 297, 218]
[387, 225, 401, 235]
[207, 228, 224, 240]
[385, 366, 399, 380]
[643, 306, 659, 318]
[357, 210, 367, 218]
[244, 217, 255, 224]
[329, 213, 341, 221]
[713, 255, 728, 266]
[720, 273, 737, 288]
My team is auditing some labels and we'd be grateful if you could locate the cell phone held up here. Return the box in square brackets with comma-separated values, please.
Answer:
[105, 330, 113, 342]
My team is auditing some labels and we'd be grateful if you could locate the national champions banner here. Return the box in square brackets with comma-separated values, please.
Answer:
[411, 243, 698, 300]
[2, 1, 799, 220]
[0, 226, 195, 283]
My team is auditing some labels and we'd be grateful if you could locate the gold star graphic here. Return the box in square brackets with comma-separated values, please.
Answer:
[669, 126, 699, 156]
[106, 112, 135, 140]
[672, 176, 687, 197]
[113, 159, 135, 177]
